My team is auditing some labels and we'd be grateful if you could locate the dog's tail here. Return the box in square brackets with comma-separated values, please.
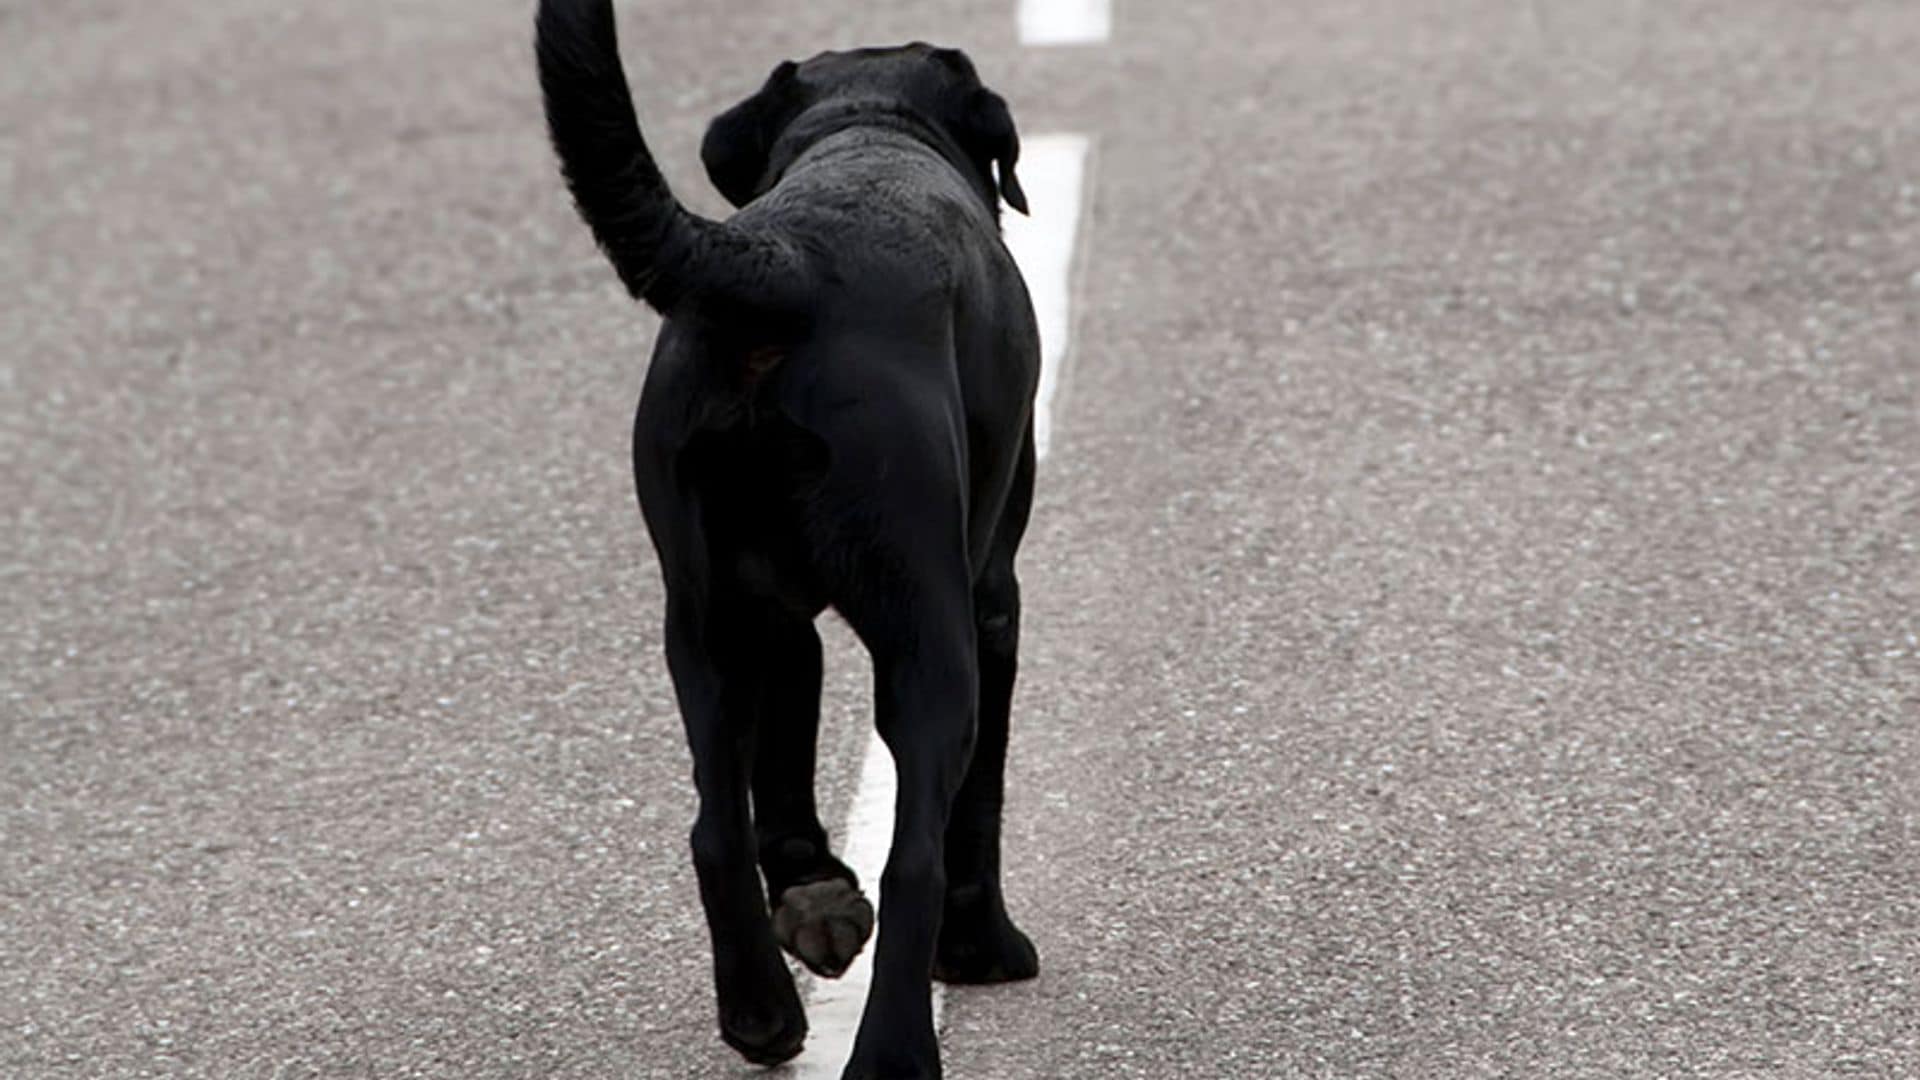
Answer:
[535, 0, 802, 318]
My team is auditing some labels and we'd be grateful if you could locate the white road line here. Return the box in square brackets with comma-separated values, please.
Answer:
[1019, 0, 1113, 45]
[790, 133, 1093, 1075]
[1003, 134, 1092, 462]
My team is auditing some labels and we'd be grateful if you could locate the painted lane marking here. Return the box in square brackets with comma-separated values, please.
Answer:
[791, 133, 1093, 1076]
[1019, 0, 1113, 45]
[1002, 133, 1093, 462]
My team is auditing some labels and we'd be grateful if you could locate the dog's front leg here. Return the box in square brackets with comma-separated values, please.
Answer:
[840, 580, 979, 1080]
[664, 603, 808, 1067]
[931, 557, 1040, 985]
[937, 436, 1040, 985]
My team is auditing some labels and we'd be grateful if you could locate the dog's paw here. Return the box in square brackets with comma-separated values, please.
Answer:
[933, 900, 1038, 985]
[839, 1058, 939, 1080]
[772, 877, 875, 979]
[840, 1030, 942, 1080]
[715, 940, 807, 1066]
[719, 994, 807, 1067]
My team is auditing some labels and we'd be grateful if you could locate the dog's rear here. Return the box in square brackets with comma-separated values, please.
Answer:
[537, 4, 1040, 1077]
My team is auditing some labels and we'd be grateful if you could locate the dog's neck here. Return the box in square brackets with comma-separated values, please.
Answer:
[764, 100, 999, 218]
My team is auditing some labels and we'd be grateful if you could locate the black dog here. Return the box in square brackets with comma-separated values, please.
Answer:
[536, 3, 1040, 1075]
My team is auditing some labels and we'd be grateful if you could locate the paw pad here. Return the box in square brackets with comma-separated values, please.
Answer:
[771, 877, 875, 978]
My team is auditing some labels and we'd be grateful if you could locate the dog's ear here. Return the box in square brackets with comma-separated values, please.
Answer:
[701, 60, 801, 208]
[960, 87, 1028, 216]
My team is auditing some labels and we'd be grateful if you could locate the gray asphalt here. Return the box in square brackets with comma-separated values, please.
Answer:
[4, 1, 1916, 1078]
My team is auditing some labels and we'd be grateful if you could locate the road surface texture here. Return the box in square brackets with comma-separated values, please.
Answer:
[4, 0, 1916, 1077]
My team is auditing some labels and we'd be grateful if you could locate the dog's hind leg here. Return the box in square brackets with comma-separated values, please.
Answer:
[935, 431, 1040, 985]
[664, 593, 808, 1067]
[836, 543, 979, 1079]
[751, 614, 875, 979]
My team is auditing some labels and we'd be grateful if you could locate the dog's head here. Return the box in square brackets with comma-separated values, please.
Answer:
[700, 43, 1028, 217]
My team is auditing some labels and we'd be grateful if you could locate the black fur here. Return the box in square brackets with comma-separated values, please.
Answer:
[536, 4, 1041, 1077]
[535, 0, 809, 315]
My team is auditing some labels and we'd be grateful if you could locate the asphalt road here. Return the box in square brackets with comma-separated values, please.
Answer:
[4, 1, 1917, 1077]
